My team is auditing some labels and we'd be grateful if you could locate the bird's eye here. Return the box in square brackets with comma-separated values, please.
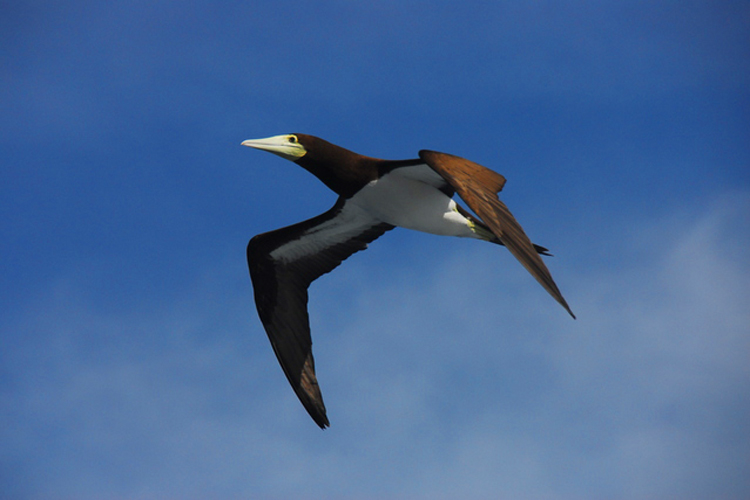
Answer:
[288, 135, 298, 143]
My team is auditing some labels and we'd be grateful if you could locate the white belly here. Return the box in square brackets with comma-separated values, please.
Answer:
[348, 172, 475, 238]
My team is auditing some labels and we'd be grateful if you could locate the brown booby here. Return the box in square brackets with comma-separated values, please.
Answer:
[242, 133, 574, 428]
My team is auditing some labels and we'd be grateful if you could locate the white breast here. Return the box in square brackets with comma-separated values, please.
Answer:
[348, 169, 476, 238]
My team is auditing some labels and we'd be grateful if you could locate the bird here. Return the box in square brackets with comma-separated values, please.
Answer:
[241, 133, 574, 428]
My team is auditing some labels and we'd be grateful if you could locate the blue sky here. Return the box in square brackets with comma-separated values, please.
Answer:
[2, 1, 749, 498]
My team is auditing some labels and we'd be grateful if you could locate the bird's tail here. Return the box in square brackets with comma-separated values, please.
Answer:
[466, 211, 553, 256]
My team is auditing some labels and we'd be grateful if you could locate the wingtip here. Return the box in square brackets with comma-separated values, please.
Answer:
[313, 412, 330, 429]
[551, 290, 576, 320]
[561, 302, 576, 320]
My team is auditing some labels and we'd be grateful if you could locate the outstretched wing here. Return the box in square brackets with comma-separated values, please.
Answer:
[419, 150, 575, 318]
[247, 198, 394, 428]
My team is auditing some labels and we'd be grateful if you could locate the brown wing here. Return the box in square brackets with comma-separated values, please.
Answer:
[247, 197, 394, 428]
[419, 150, 575, 318]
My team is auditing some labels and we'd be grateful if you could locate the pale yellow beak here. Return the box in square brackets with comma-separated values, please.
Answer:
[241, 134, 307, 161]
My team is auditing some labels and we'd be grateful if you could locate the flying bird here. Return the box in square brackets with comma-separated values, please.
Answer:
[242, 133, 574, 428]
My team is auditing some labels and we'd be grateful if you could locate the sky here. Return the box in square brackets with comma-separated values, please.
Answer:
[1, 1, 749, 499]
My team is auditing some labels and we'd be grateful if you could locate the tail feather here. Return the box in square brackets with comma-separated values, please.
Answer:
[464, 208, 553, 256]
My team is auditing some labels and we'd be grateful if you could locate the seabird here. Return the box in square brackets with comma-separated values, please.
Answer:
[242, 133, 574, 428]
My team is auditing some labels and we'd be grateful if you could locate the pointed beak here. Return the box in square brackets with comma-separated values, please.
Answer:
[241, 134, 307, 161]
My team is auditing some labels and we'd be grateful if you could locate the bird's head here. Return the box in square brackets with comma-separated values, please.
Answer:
[242, 133, 373, 197]
[241, 134, 308, 162]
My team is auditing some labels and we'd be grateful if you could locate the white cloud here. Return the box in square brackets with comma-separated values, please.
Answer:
[1, 192, 748, 499]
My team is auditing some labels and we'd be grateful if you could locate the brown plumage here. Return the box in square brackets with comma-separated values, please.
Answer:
[420, 150, 574, 318]
[242, 134, 574, 428]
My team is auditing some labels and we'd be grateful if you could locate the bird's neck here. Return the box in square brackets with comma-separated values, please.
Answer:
[296, 142, 381, 198]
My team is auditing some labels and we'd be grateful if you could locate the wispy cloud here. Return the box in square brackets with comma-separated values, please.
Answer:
[2, 191, 747, 499]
